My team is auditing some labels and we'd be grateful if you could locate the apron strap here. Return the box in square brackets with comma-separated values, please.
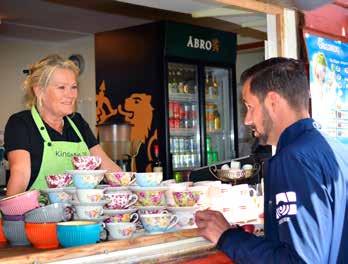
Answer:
[66, 116, 85, 143]
[31, 106, 52, 145]
[32, 106, 86, 145]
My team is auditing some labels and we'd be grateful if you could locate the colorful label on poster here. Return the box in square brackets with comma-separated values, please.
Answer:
[305, 33, 348, 144]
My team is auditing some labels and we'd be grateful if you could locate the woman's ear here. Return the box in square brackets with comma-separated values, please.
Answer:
[33, 85, 42, 97]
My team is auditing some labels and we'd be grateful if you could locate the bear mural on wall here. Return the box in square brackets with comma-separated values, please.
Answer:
[96, 81, 158, 172]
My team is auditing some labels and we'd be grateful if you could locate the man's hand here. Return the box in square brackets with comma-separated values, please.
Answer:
[195, 209, 231, 244]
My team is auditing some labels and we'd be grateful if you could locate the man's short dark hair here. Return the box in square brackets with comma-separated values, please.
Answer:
[240, 57, 310, 111]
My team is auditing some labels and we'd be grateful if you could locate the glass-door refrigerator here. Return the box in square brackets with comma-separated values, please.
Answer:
[204, 67, 233, 166]
[166, 62, 236, 180]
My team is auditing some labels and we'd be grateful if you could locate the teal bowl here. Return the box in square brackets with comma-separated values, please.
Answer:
[57, 221, 103, 247]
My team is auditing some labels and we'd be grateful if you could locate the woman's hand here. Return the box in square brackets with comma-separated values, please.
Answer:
[6, 150, 31, 196]
[89, 144, 122, 172]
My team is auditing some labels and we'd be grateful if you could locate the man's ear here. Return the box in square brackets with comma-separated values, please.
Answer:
[264, 91, 281, 113]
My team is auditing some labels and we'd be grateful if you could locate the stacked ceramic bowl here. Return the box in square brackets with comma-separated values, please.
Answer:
[43, 172, 75, 204]
[67, 156, 107, 222]
[52, 155, 108, 247]
[0, 190, 40, 246]
[23, 202, 73, 249]
[130, 173, 178, 235]
[100, 172, 139, 241]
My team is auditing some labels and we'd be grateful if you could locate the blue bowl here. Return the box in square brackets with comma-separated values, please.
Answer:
[57, 221, 102, 247]
[48, 191, 71, 203]
[135, 172, 162, 187]
[67, 170, 106, 189]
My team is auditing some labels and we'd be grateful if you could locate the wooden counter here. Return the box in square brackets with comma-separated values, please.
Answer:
[0, 228, 228, 264]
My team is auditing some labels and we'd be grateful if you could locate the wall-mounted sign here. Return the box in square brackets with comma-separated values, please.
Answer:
[165, 21, 236, 64]
[305, 32, 348, 144]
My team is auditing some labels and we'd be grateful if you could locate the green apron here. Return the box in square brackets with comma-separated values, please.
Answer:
[30, 106, 90, 190]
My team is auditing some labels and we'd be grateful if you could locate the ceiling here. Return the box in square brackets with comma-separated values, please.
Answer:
[0, 0, 336, 44]
[0, 0, 269, 43]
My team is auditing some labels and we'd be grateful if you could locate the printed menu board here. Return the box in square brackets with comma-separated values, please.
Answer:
[305, 33, 348, 144]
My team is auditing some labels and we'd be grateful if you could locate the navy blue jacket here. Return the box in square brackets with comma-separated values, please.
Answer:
[217, 118, 348, 263]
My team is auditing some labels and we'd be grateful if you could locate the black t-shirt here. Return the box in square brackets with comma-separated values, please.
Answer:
[4, 110, 98, 188]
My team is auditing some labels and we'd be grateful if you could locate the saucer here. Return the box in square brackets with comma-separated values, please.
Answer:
[136, 205, 167, 210]
[41, 187, 67, 193]
[71, 200, 110, 206]
[66, 169, 107, 175]
[74, 215, 108, 222]
[101, 186, 130, 192]
[167, 206, 200, 212]
[129, 186, 168, 192]
[103, 208, 137, 215]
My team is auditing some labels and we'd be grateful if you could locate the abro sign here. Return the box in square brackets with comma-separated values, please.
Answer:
[186, 35, 219, 52]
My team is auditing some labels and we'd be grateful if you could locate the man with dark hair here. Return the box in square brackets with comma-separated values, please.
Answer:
[195, 57, 348, 263]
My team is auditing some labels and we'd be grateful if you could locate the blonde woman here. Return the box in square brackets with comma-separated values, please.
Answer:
[4, 55, 121, 196]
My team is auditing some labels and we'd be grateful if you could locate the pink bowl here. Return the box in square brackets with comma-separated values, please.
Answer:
[0, 190, 40, 216]
[72, 156, 102, 170]
[46, 173, 73, 188]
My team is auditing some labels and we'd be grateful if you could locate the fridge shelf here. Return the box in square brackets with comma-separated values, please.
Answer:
[207, 130, 224, 134]
[169, 93, 197, 102]
[170, 128, 197, 136]
[173, 166, 197, 171]
[205, 96, 219, 103]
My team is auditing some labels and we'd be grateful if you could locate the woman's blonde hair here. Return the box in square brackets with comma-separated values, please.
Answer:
[24, 54, 80, 108]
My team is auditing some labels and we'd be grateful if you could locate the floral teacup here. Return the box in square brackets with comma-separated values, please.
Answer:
[104, 172, 136, 187]
[46, 173, 72, 188]
[168, 206, 199, 229]
[104, 191, 138, 209]
[72, 156, 102, 170]
[46, 189, 72, 204]
[172, 191, 200, 207]
[140, 213, 178, 234]
[71, 201, 108, 220]
[135, 190, 166, 206]
[104, 208, 139, 223]
[135, 172, 162, 187]
[106, 222, 136, 240]
[76, 189, 105, 203]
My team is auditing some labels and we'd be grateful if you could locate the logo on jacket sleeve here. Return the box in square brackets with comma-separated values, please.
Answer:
[275, 192, 297, 220]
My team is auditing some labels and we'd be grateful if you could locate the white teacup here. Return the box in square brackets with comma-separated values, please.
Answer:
[76, 189, 105, 203]
[104, 191, 138, 209]
[230, 161, 241, 169]
[106, 222, 136, 240]
[167, 206, 199, 229]
[242, 164, 253, 178]
[74, 204, 104, 220]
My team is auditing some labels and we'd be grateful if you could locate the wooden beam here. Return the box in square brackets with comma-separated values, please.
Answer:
[277, 11, 285, 56]
[215, 0, 283, 15]
[46, 0, 267, 40]
[237, 41, 264, 51]
[192, 7, 254, 18]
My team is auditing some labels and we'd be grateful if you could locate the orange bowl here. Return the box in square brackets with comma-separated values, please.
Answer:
[25, 222, 59, 249]
[0, 220, 7, 245]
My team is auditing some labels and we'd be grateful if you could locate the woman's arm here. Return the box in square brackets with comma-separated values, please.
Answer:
[6, 150, 31, 196]
[90, 144, 122, 172]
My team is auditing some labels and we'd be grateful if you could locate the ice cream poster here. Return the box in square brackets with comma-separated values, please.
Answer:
[305, 33, 348, 144]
